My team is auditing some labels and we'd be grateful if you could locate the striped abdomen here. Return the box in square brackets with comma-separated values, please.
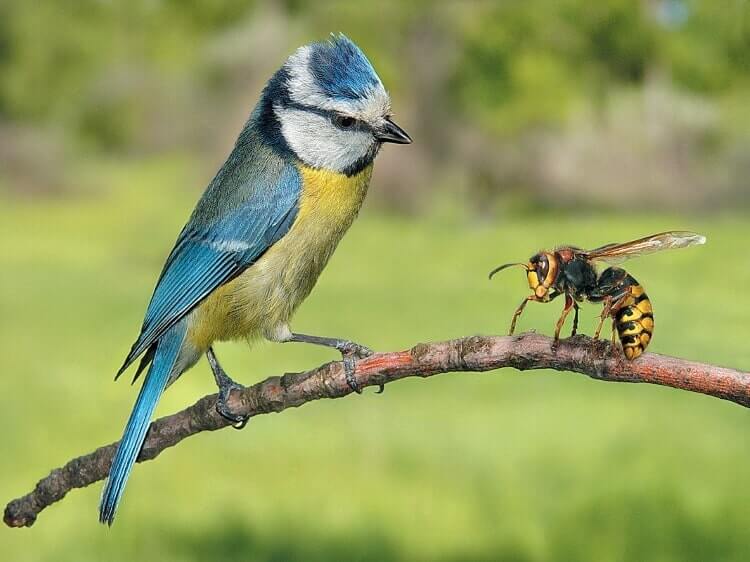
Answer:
[615, 279, 654, 360]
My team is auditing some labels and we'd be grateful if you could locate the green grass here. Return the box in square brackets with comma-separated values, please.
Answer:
[1, 158, 749, 561]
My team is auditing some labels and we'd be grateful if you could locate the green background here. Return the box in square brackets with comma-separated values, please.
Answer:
[2, 1, 750, 560]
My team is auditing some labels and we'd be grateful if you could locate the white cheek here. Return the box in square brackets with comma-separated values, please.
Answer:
[275, 107, 375, 173]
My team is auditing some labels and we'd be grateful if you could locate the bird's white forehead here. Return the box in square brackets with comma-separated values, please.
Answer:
[285, 45, 391, 123]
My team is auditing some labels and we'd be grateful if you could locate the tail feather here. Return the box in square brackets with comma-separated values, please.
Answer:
[99, 321, 187, 525]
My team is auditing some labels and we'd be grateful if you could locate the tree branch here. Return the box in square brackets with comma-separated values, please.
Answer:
[5, 333, 749, 528]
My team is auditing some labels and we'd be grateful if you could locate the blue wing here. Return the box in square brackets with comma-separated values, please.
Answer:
[117, 159, 301, 378]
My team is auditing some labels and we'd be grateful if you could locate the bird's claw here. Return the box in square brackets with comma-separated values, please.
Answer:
[216, 383, 249, 430]
[207, 348, 249, 429]
[339, 342, 371, 394]
[334, 341, 381, 395]
[336, 340, 374, 360]
[342, 353, 384, 395]
[343, 357, 362, 394]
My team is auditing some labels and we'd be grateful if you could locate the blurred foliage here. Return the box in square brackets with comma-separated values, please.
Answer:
[0, 0, 748, 209]
[452, 0, 658, 132]
[0, 0, 749, 209]
[1, 1, 749, 131]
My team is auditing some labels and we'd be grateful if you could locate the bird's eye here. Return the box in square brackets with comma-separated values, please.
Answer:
[334, 115, 356, 129]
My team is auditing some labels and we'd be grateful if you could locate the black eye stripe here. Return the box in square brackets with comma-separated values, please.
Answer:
[333, 114, 356, 129]
[284, 101, 329, 117]
[284, 102, 365, 131]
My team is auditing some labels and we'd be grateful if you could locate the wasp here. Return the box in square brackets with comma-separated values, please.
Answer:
[489, 231, 706, 360]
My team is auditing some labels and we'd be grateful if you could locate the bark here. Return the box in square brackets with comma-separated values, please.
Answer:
[5, 333, 749, 528]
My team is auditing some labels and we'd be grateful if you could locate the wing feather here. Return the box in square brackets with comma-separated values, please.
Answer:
[116, 163, 300, 378]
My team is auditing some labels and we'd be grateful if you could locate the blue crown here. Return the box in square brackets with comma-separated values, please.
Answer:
[307, 34, 382, 101]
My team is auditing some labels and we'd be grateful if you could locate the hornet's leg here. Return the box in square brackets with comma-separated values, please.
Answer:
[571, 302, 580, 337]
[285, 332, 375, 394]
[207, 347, 249, 429]
[593, 296, 612, 340]
[553, 294, 576, 347]
[594, 290, 630, 339]
[610, 318, 621, 357]
[509, 296, 535, 335]
[510, 292, 559, 336]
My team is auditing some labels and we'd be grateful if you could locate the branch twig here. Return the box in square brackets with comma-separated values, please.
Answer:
[5, 333, 749, 528]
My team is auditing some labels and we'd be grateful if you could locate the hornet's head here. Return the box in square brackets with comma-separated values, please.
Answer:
[489, 251, 559, 302]
[260, 34, 411, 175]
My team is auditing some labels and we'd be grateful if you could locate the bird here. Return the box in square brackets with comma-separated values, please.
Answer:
[99, 33, 411, 525]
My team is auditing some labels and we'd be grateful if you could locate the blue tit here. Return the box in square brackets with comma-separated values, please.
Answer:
[99, 33, 411, 525]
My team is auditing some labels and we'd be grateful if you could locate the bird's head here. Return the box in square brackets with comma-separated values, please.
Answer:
[259, 34, 411, 176]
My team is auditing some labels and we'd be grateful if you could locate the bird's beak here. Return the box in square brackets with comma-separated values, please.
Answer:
[377, 117, 412, 144]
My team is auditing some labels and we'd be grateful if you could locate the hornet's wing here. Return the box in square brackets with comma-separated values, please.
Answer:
[116, 161, 301, 378]
[576, 231, 706, 265]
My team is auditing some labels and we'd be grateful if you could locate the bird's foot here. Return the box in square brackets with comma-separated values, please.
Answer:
[335, 340, 374, 360]
[216, 379, 249, 430]
[338, 340, 381, 394]
[286, 333, 380, 394]
[207, 347, 249, 429]
[342, 357, 361, 394]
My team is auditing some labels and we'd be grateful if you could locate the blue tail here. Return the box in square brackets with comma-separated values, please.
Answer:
[99, 321, 187, 525]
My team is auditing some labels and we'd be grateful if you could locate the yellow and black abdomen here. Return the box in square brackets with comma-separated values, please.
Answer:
[591, 267, 654, 360]
[613, 275, 654, 360]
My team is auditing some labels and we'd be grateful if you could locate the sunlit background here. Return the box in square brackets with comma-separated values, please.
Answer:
[1, 1, 750, 561]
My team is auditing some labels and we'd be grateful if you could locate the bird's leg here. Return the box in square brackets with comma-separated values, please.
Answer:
[287, 332, 375, 394]
[206, 347, 249, 429]
[287, 333, 374, 359]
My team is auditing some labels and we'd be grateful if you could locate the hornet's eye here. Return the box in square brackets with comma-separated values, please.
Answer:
[537, 255, 549, 281]
[333, 115, 356, 129]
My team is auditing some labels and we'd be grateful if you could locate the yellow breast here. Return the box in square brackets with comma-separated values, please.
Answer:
[187, 163, 373, 351]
